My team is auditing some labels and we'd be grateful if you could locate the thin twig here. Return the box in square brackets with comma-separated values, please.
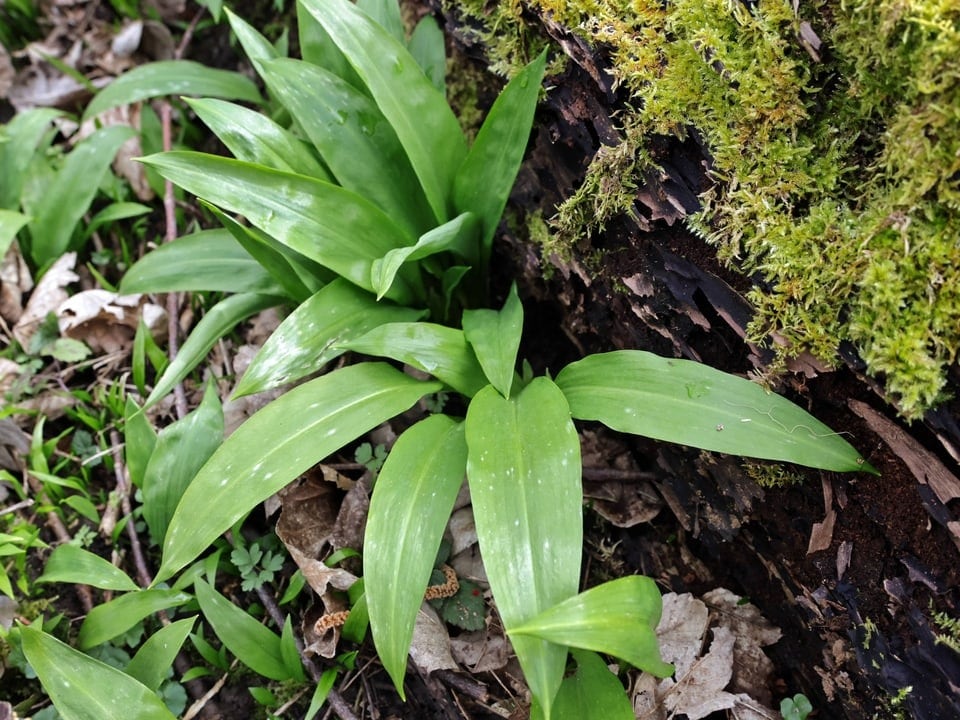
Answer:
[0, 498, 34, 516]
[182, 670, 230, 720]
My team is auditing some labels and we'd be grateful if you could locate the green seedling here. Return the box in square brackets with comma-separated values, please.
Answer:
[231, 541, 285, 592]
[780, 693, 813, 720]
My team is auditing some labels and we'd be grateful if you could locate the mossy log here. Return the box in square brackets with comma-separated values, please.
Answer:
[427, 1, 960, 717]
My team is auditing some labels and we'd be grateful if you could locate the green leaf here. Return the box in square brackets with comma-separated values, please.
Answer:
[554, 351, 873, 472]
[82, 60, 261, 122]
[194, 578, 290, 681]
[510, 576, 673, 677]
[139, 152, 416, 301]
[120, 229, 277, 294]
[295, 0, 363, 90]
[341, 322, 487, 397]
[78, 589, 193, 650]
[142, 381, 223, 545]
[408, 15, 446, 92]
[300, 0, 467, 222]
[144, 292, 282, 408]
[157, 363, 441, 581]
[224, 7, 280, 68]
[27, 125, 134, 265]
[81, 202, 151, 241]
[208, 205, 323, 303]
[461, 282, 523, 398]
[0, 210, 30, 258]
[454, 50, 546, 261]
[38, 545, 138, 592]
[371, 212, 479, 300]
[186, 98, 331, 180]
[365, 415, 467, 694]
[126, 617, 196, 691]
[234, 279, 424, 397]
[305, 667, 339, 720]
[356, 0, 404, 43]
[465, 378, 582, 717]
[281, 615, 306, 682]
[0, 108, 61, 209]
[262, 58, 435, 237]
[20, 625, 177, 720]
[553, 649, 634, 720]
[124, 396, 157, 488]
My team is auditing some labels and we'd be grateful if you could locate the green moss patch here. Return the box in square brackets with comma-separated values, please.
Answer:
[518, 0, 960, 419]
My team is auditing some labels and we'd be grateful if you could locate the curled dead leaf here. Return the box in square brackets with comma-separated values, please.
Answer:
[12, 252, 78, 349]
[58, 290, 165, 355]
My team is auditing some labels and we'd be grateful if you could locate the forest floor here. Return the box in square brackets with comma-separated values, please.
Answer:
[2, 2, 959, 720]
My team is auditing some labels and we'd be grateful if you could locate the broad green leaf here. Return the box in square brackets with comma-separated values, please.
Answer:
[186, 98, 330, 180]
[408, 15, 446, 92]
[142, 381, 223, 545]
[38, 545, 138, 592]
[20, 625, 176, 720]
[81, 202, 151, 241]
[194, 578, 289, 681]
[553, 649, 635, 720]
[0, 108, 61, 209]
[461, 282, 523, 398]
[78, 589, 192, 650]
[365, 415, 467, 693]
[280, 615, 306, 682]
[208, 205, 323, 303]
[120, 229, 277, 294]
[262, 58, 435, 237]
[356, 0, 404, 43]
[157, 363, 441, 581]
[124, 397, 157, 490]
[126, 617, 196, 691]
[234, 279, 424, 397]
[554, 351, 873, 472]
[454, 50, 546, 260]
[27, 125, 134, 265]
[0, 210, 29, 258]
[296, 0, 363, 90]
[342, 322, 487, 397]
[82, 60, 261, 122]
[140, 152, 417, 301]
[224, 7, 280, 67]
[300, 0, 467, 221]
[306, 667, 339, 720]
[144, 293, 281, 408]
[371, 212, 479, 300]
[510, 576, 673, 677]
[465, 378, 582, 717]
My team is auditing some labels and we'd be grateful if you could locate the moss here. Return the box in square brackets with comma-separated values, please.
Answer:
[503, 0, 960, 419]
[742, 460, 805, 489]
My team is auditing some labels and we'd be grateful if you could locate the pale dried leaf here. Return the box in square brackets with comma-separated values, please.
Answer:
[657, 592, 710, 677]
[449, 628, 510, 673]
[702, 588, 780, 705]
[0, 241, 33, 324]
[408, 603, 458, 675]
[111, 21, 143, 57]
[0, 45, 13, 99]
[448, 505, 477, 556]
[13, 253, 78, 348]
[58, 290, 164, 354]
[662, 626, 737, 720]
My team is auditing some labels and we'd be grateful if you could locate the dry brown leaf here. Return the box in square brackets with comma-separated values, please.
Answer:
[657, 592, 710, 677]
[448, 505, 477, 556]
[450, 627, 510, 674]
[0, 44, 13, 99]
[12, 252, 78, 349]
[661, 626, 738, 719]
[0, 241, 33, 324]
[58, 290, 164, 354]
[702, 588, 781, 706]
[807, 476, 836, 554]
[408, 604, 458, 675]
[275, 478, 357, 598]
